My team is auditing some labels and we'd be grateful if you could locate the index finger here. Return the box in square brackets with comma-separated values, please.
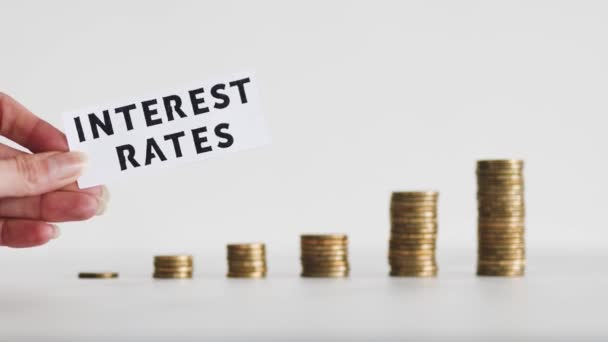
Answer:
[0, 92, 68, 153]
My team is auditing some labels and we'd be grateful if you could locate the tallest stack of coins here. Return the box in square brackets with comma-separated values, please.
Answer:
[477, 160, 526, 277]
[388, 191, 439, 277]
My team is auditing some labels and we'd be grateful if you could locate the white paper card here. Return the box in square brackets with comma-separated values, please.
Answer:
[62, 71, 270, 188]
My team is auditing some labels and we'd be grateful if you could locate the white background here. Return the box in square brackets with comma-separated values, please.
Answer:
[0, 1, 607, 339]
[2, 0, 606, 257]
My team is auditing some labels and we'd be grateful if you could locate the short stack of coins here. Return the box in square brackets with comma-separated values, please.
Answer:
[300, 234, 349, 278]
[389, 191, 438, 277]
[153, 255, 193, 279]
[227, 243, 267, 278]
[477, 159, 526, 276]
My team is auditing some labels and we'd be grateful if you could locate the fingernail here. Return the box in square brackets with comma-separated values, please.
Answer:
[50, 225, 61, 239]
[96, 186, 110, 216]
[47, 152, 88, 182]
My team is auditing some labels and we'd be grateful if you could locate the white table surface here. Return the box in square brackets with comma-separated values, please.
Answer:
[1, 249, 605, 341]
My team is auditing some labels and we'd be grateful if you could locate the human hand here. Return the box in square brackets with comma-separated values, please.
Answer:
[0, 93, 108, 248]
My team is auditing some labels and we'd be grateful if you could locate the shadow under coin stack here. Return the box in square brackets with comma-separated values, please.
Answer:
[389, 191, 439, 277]
[153, 255, 193, 279]
[300, 234, 349, 278]
[227, 243, 267, 278]
[477, 160, 526, 277]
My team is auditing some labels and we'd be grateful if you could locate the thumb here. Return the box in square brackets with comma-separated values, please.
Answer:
[0, 151, 87, 197]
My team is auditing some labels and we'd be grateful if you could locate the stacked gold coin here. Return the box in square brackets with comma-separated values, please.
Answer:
[477, 160, 526, 276]
[389, 191, 438, 277]
[153, 255, 193, 279]
[300, 234, 349, 278]
[227, 243, 267, 278]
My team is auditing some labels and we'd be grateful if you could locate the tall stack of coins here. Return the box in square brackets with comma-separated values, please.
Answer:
[153, 255, 193, 279]
[477, 160, 526, 277]
[227, 243, 267, 278]
[300, 234, 349, 278]
[389, 191, 438, 277]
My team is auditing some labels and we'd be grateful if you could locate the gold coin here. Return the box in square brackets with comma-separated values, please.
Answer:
[390, 263, 437, 270]
[477, 159, 523, 168]
[391, 221, 437, 230]
[389, 241, 435, 249]
[391, 191, 438, 201]
[227, 242, 265, 250]
[301, 234, 347, 240]
[154, 255, 192, 261]
[228, 251, 266, 258]
[389, 270, 437, 277]
[300, 255, 348, 262]
[227, 272, 266, 278]
[391, 217, 437, 225]
[390, 212, 437, 220]
[300, 239, 348, 246]
[390, 232, 437, 239]
[153, 272, 193, 279]
[302, 266, 350, 273]
[154, 266, 193, 272]
[389, 260, 436, 267]
[301, 260, 349, 266]
[301, 271, 349, 278]
[390, 202, 437, 211]
[228, 260, 266, 267]
[78, 272, 118, 279]
[154, 261, 193, 268]
[388, 253, 435, 260]
[389, 249, 435, 257]
[477, 270, 524, 277]
[301, 245, 348, 252]
[301, 251, 349, 258]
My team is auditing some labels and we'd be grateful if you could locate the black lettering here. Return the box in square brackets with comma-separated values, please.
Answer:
[162, 95, 187, 121]
[114, 104, 136, 131]
[88, 110, 114, 139]
[191, 126, 213, 154]
[188, 87, 209, 115]
[74, 117, 86, 142]
[163, 131, 186, 158]
[228, 77, 251, 104]
[142, 99, 162, 127]
[215, 123, 234, 148]
[211, 84, 230, 109]
[145, 138, 167, 165]
[116, 144, 140, 171]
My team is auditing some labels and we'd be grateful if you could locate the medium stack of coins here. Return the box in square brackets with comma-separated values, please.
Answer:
[300, 234, 349, 278]
[389, 191, 438, 277]
[477, 160, 526, 277]
[227, 243, 267, 278]
[153, 255, 193, 279]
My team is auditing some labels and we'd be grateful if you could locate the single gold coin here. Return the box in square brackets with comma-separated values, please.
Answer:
[301, 234, 347, 240]
[227, 271, 266, 278]
[389, 269, 437, 277]
[153, 272, 193, 279]
[390, 202, 437, 211]
[300, 250, 348, 258]
[228, 261, 266, 267]
[78, 272, 119, 279]
[301, 259, 349, 266]
[301, 271, 349, 278]
[390, 264, 437, 271]
[390, 232, 437, 240]
[391, 191, 438, 200]
[227, 243, 265, 250]
[477, 159, 523, 168]
[302, 266, 350, 273]
[388, 250, 435, 258]
[154, 255, 192, 261]
[154, 266, 193, 273]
